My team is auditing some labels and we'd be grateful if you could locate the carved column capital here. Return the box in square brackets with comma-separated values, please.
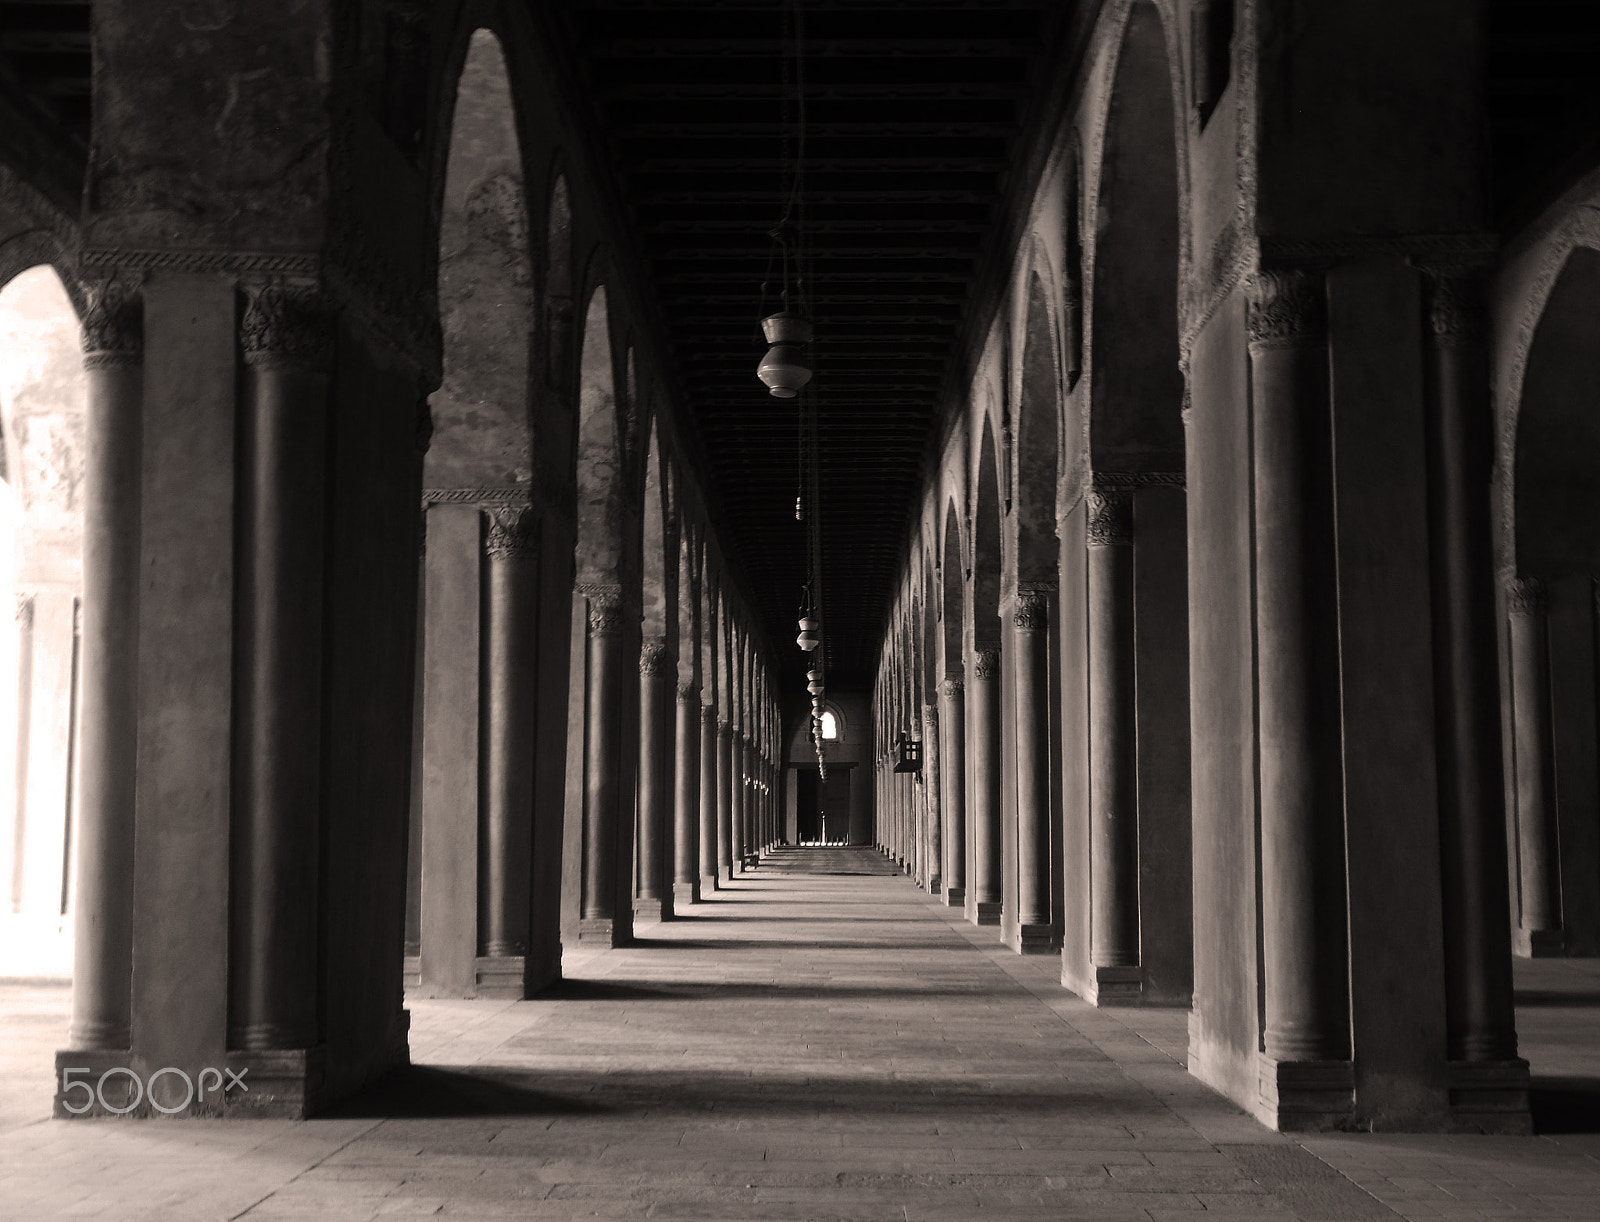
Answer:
[1086, 487, 1132, 547]
[82, 279, 143, 368]
[1012, 589, 1049, 631]
[640, 640, 674, 677]
[241, 283, 335, 371]
[677, 681, 701, 703]
[1422, 266, 1489, 349]
[939, 677, 964, 698]
[485, 505, 537, 559]
[1506, 576, 1547, 618]
[972, 647, 1001, 680]
[1246, 267, 1325, 348]
[585, 587, 625, 635]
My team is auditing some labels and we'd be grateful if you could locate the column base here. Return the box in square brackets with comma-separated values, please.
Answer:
[701, 872, 721, 894]
[1448, 1058, 1532, 1134]
[970, 900, 1002, 926]
[402, 954, 421, 989]
[1013, 923, 1059, 955]
[633, 895, 670, 926]
[672, 880, 701, 907]
[1513, 926, 1565, 957]
[719, 864, 733, 883]
[578, 916, 630, 946]
[1087, 964, 1142, 1004]
[474, 954, 527, 998]
[1255, 1056, 1356, 1132]
[928, 877, 941, 896]
[943, 886, 965, 907]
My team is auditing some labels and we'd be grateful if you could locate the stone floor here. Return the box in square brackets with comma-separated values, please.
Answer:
[1, 847, 1598, 1221]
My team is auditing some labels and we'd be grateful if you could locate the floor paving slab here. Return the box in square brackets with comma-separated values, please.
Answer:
[3, 847, 1600, 1220]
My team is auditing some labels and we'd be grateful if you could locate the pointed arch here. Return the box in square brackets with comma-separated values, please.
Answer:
[545, 173, 574, 389]
[941, 500, 965, 679]
[575, 283, 621, 581]
[1514, 246, 1600, 576]
[427, 28, 534, 490]
[1015, 266, 1062, 578]
[973, 415, 1004, 649]
[1089, 0, 1184, 471]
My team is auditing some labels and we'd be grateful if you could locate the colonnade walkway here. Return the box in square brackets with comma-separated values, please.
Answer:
[2, 848, 1600, 1220]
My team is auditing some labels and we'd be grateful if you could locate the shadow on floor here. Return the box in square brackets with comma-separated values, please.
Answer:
[1516, 989, 1600, 1007]
[1530, 1076, 1600, 1133]
[323, 1064, 610, 1119]
[340, 1065, 1143, 1121]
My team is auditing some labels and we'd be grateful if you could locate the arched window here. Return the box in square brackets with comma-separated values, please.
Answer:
[820, 710, 839, 740]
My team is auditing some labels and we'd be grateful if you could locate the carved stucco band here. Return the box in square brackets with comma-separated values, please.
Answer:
[1086, 488, 1133, 548]
[241, 284, 335, 372]
[81, 280, 143, 368]
[1247, 267, 1326, 350]
[422, 487, 535, 509]
[639, 641, 674, 677]
[972, 648, 1001, 680]
[1013, 590, 1049, 632]
[586, 589, 625, 636]
[1506, 577, 1548, 618]
[484, 506, 537, 559]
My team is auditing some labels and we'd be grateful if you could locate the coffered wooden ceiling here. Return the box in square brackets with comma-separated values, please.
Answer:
[551, 0, 1065, 687]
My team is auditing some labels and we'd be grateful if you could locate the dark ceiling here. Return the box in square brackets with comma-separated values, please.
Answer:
[550, 0, 1063, 689]
[1, 1, 1598, 692]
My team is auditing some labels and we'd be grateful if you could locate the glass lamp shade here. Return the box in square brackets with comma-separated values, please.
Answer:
[758, 345, 813, 398]
[762, 312, 813, 345]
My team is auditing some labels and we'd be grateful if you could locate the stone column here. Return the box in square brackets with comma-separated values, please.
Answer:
[69, 281, 142, 1051]
[730, 732, 746, 870]
[1423, 270, 1519, 1055]
[923, 701, 941, 895]
[479, 506, 538, 957]
[674, 683, 701, 905]
[1088, 487, 1140, 992]
[636, 640, 673, 919]
[1507, 577, 1562, 952]
[230, 285, 331, 1051]
[700, 704, 719, 889]
[581, 589, 625, 938]
[717, 719, 734, 881]
[938, 677, 966, 906]
[969, 647, 1002, 923]
[1249, 268, 1350, 1063]
[1013, 588, 1053, 950]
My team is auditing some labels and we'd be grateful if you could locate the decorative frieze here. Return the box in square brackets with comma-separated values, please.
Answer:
[484, 506, 537, 559]
[1506, 577, 1547, 618]
[1246, 268, 1325, 348]
[972, 647, 1001, 680]
[1013, 590, 1049, 632]
[422, 487, 534, 509]
[81, 279, 143, 368]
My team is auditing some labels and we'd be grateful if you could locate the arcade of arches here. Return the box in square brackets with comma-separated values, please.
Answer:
[1, 0, 1600, 1195]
